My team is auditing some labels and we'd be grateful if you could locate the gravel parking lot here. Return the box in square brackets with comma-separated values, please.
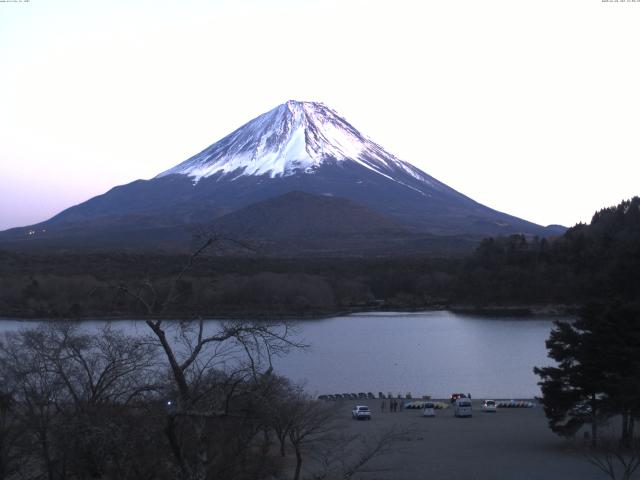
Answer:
[325, 399, 608, 480]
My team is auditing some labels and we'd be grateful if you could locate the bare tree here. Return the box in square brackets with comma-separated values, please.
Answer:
[22, 322, 159, 408]
[285, 393, 336, 480]
[0, 327, 68, 480]
[584, 435, 640, 480]
[118, 235, 306, 480]
[0, 323, 161, 480]
[0, 389, 25, 480]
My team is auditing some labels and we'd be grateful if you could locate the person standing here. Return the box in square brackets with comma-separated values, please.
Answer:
[381, 400, 386, 413]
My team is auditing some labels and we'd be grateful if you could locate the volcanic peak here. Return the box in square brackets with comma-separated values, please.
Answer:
[156, 100, 434, 187]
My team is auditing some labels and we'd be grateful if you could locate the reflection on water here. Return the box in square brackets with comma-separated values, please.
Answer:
[0, 311, 561, 398]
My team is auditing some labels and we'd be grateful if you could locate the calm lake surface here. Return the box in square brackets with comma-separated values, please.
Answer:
[0, 311, 562, 398]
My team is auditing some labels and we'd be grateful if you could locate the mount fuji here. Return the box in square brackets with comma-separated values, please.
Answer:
[0, 100, 563, 253]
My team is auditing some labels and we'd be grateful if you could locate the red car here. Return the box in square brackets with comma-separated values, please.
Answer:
[450, 393, 467, 404]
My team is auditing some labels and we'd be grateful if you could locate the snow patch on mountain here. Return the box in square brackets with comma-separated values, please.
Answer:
[156, 100, 445, 195]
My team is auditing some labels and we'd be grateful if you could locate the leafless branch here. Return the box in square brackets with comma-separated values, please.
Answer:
[584, 435, 640, 480]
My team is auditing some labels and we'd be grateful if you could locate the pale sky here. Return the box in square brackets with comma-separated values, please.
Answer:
[1, 0, 639, 231]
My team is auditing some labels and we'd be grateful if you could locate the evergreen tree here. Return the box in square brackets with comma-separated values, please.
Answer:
[534, 317, 607, 445]
[535, 302, 640, 446]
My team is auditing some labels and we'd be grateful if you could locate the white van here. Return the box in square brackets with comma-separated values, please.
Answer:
[422, 402, 436, 417]
[454, 398, 473, 417]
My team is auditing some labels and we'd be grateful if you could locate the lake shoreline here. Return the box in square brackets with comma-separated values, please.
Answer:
[0, 303, 577, 322]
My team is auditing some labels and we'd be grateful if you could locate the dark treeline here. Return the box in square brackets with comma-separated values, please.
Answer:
[0, 253, 460, 318]
[461, 196, 640, 306]
[1, 197, 638, 319]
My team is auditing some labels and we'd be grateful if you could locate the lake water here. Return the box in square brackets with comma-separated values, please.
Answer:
[0, 311, 561, 399]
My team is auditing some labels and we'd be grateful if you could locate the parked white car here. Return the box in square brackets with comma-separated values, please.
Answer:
[352, 405, 371, 420]
[454, 398, 473, 417]
[422, 401, 436, 417]
[482, 400, 497, 413]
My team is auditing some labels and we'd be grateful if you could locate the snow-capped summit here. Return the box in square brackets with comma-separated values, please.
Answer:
[0, 100, 561, 253]
[156, 100, 435, 189]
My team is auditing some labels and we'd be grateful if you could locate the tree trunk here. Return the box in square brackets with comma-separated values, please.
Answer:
[590, 393, 598, 448]
[146, 321, 190, 401]
[622, 411, 630, 447]
[261, 428, 272, 456]
[164, 416, 187, 478]
[293, 444, 302, 480]
[39, 429, 55, 480]
[277, 433, 286, 457]
[193, 419, 208, 480]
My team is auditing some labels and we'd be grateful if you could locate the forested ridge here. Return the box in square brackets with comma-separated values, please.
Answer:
[0, 197, 638, 319]
[464, 196, 640, 305]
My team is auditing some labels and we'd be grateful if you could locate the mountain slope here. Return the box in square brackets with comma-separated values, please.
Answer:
[213, 191, 405, 237]
[209, 191, 411, 255]
[0, 100, 563, 253]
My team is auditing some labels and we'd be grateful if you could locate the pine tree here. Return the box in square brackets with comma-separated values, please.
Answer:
[534, 317, 607, 445]
[535, 301, 640, 446]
